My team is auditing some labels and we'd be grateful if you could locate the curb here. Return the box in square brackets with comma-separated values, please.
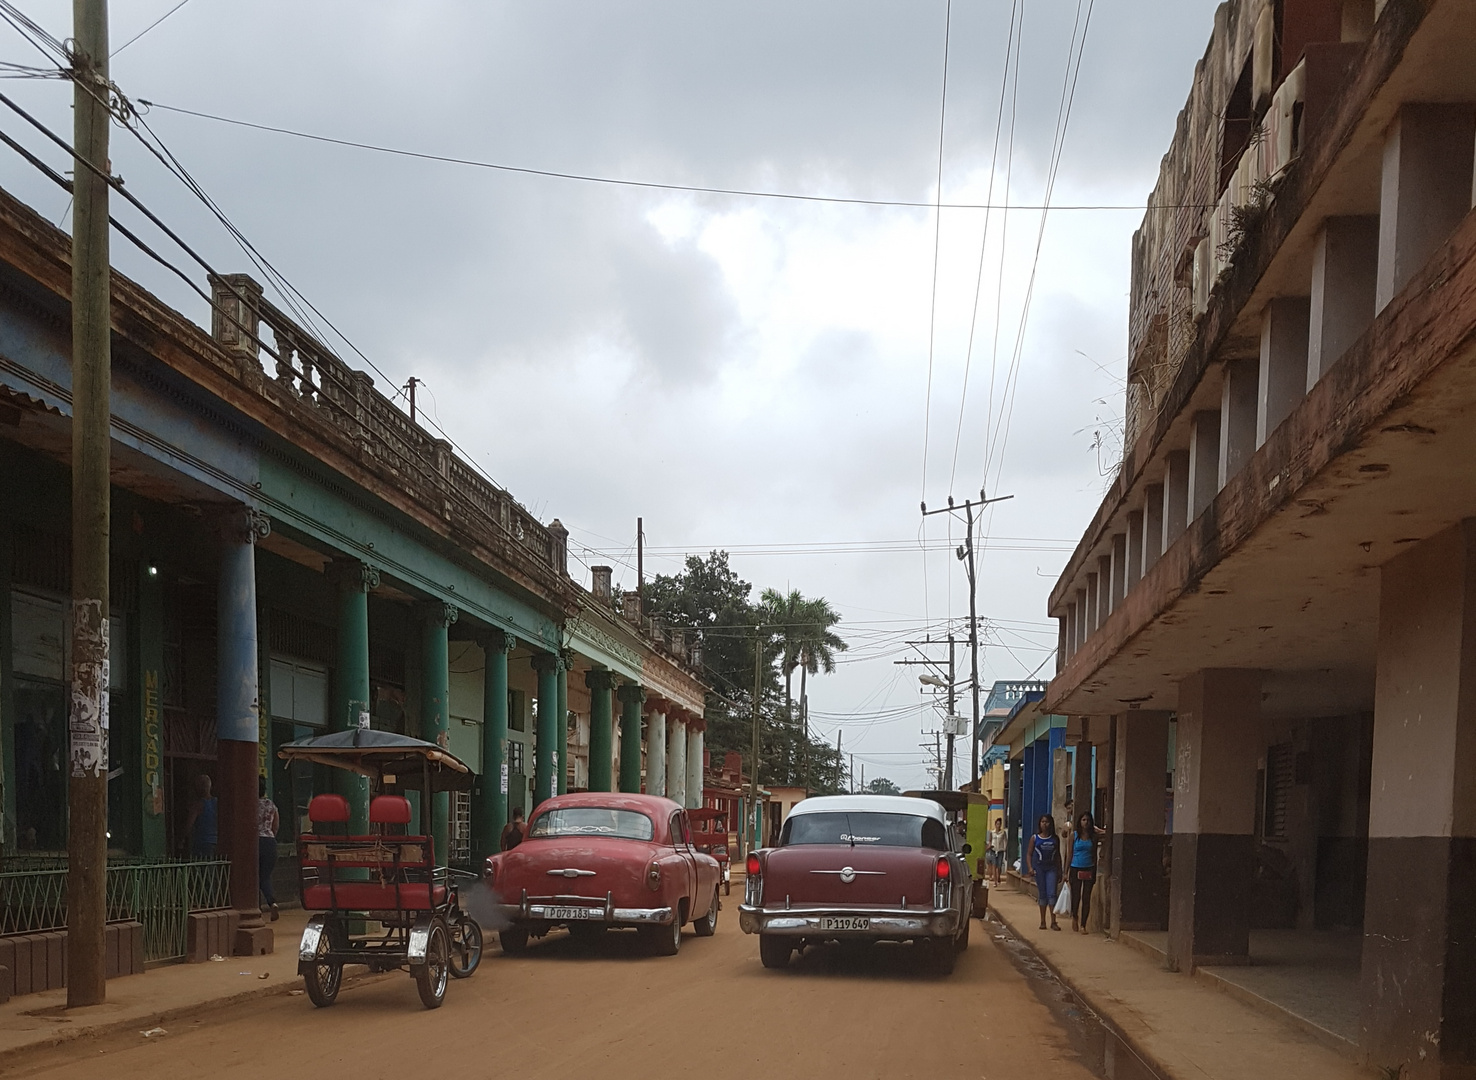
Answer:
[989, 899, 1172, 1080]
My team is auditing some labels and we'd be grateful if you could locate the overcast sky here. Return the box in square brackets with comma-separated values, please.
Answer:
[2, 0, 1221, 788]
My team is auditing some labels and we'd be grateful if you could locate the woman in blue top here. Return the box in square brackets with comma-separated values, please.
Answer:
[1025, 814, 1062, 931]
[1068, 810, 1108, 933]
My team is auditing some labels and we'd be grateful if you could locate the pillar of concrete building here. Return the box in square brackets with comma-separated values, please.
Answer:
[585, 669, 617, 792]
[1006, 752, 1024, 869]
[1064, 603, 1077, 663]
[617, 684, 645, 793]
[1112, 710, 1172, 935]
[1074, 588, 1089, 651]
[646, 709, 667, 796]
[1097, 555, 1113, 621]
[1162, 452, 1190, 551]
[1376, 104, 1476, 313]
[1257, 298, 1311, 446]
[1188, 410, 1221, 521]
[556, 655, 569, 794]
[420, 601, 458, 861]
[686, 725, 704, 809]
[667, 715, 688, 806]
[1143, 486, 1164, 572]
[1307, 216, 1379, 388]
[1126, 513, 1144, 591]
[1110, 535, 1128, 610]
[475, 632, 514, 863]
[531, 653, 561, 806]
[1361, 522, 1476, 1075]
[216, 508, 271, 955]
[1219, 359, 1258, 487]
[328, 558, 378, 834]
[1084, 574, 1099, 635]
[1167, 669, 1261, 971]
[1071, 722, 1093, 821]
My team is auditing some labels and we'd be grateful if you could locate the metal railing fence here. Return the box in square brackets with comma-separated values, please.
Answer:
[0, 859, 231, 962]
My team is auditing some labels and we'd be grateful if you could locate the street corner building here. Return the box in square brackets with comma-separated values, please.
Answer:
[0, 180, 710, 993]
[1041, 2, 1476, 1076]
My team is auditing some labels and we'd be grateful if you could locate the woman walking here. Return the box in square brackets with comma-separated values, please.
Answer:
[1069, 810, 1107, 933]
[257, 775, 281, 921]
[1025, 814, 1062, 931]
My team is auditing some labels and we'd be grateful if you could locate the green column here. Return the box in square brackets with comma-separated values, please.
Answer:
[329, 559, 378, 835]
[474, 632, 514, 862]
[617, 683, 646, 794]
[138, 561, 166, 857]
[532, 653, 560, 806]
[585, 670, 616, 792]
[420, 602, 458, 865]
[556, 654, 570, 795]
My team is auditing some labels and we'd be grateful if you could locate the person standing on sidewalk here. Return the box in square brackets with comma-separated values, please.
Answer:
[500, 806, 526, 851]
[258, 775, 281, 922]
[1025, 814, 1062, 931]
[184, 774, 217, 859]
[988, 818, 1007, 885]
[1068, 810, 1107, 933]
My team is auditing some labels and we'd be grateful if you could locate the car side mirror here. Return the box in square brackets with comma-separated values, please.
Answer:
[961, 843, 972, 855]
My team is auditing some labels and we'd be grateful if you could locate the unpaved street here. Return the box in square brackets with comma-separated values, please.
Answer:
[6, 915, 1100, 1080]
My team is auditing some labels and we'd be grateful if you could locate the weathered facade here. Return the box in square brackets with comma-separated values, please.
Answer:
[1047, 2, 1476, 1074]
[0, 173, 708, 978]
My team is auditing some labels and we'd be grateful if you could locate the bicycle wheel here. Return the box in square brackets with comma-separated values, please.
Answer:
[449, 914, 483, 979]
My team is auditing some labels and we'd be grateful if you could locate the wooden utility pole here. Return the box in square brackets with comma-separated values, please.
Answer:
[747, 624, 763, 852]
[67, 0, 112, 1009]
[404, 376, 420, 423]
[945, 633, 956, 789]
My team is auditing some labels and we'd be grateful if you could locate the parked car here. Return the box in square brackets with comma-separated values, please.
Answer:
[484, 792, 722, 956]
[737, 794, 972, 973]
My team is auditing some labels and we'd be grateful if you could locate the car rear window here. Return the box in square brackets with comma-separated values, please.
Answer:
[780, 811, 947, 850]
[529, 807, 654, 841]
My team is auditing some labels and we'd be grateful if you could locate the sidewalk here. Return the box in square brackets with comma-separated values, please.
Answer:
[988, 884, 1373, 1080]
[0, 909, 310, 1058]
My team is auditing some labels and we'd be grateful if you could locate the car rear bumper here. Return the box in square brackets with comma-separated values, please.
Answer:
[738, 905, 960, 939]
[492, 901, 674, 927]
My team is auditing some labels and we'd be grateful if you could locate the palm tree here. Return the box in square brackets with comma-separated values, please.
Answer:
[793, 596, 846, 792]
[759, 588, 806, 780]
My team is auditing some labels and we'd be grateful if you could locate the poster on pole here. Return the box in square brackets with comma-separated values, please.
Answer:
[69, 600, 109, 777]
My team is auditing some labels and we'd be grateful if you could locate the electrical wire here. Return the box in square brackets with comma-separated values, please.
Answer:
[919, 0, 952, 504]
[112, 0, 196, 58]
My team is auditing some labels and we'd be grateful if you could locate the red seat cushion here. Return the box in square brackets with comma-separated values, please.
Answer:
[370, 795, 413, 825]
[301, 881, 447, 911]
[308, 793, 351, 824]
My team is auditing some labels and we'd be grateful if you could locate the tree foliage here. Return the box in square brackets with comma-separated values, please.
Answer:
[643, 552, 849, 795]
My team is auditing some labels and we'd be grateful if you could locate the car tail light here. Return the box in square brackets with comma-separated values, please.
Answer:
[746, 853, 761, 877]
[935, 855, 951, 881]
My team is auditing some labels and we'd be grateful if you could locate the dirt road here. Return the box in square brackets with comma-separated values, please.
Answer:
[5, 915, 1101, 1080]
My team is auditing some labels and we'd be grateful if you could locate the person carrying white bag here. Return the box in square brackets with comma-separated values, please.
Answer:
[1025, 813, 1064, 931]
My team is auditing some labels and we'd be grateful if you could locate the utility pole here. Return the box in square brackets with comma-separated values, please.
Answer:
[68, 0, 111, 1009]
[635, 517, 643, 619]
[404, 376, 420, 423]
[945, 633, 956, 790]
[921, 490, 1013, 790]
[748, 624, 763, 853]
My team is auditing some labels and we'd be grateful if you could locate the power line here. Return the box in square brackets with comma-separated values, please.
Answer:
[919, 0, 953, 503]
[133, 99, 1201, 214]
[112, 0, 195, 57]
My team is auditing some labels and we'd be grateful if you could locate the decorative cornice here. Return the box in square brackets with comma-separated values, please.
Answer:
[568, 615, 643, 675]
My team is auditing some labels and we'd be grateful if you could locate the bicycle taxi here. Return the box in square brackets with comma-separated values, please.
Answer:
[279, 729, 483, 1009]
[688, 808, 731, 896]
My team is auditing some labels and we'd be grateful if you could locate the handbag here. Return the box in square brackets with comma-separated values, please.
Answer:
[1053, 884, 1073, 916]
[1075, 868, 1093, 880]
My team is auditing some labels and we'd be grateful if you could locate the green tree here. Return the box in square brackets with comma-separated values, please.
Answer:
[865, 777, 902, 796]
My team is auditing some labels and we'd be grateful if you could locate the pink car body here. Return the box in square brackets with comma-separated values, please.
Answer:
[484, 792, 722, 956]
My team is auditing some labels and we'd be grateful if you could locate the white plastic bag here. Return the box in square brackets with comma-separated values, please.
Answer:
[1053, 880, 1073, 916]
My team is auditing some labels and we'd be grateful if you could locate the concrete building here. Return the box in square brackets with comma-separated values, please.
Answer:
[1046, 2, 1476, 1072]
[0, 178, 708, 981]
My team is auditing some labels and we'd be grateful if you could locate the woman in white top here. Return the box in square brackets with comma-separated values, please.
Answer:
[988, 818, 1007, 885]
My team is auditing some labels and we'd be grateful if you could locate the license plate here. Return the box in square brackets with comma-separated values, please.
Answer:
[819, 916, 870, 931]
[547, 906, 601, 921]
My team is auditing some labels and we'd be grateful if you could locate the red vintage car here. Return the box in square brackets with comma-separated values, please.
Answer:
[484, 792, 722, 956]
[738, 794, 972, 973]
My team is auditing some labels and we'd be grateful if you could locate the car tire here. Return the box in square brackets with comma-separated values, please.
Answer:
[928, 938, 957, 976]
[759, 934, 791, 969]
[641, 916, 682, 957]
[693, 890, 719, 937]
[955, 915, 970, 953]
[498, 927, 529, 956]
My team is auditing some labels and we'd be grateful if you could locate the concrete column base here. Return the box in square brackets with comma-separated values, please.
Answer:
[234, 923, 274, 957]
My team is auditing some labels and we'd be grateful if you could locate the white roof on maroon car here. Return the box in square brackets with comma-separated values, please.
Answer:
[786, 794, 945, 821]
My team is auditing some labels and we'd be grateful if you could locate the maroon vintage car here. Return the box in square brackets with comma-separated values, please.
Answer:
[738, 794, 972, 973]
[484, 792, 722, 956]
